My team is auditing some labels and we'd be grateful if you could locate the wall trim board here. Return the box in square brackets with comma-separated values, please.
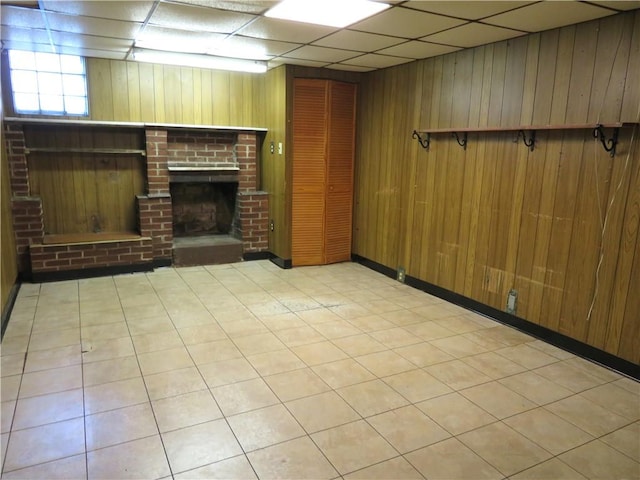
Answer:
[352, 254, 639, 380]
[153, 258, 173, 268]
[270, 254, 292, 269]
[31, 262, 154, 283]
[243, 251, 271, 261]
[1, 282, 20, 339]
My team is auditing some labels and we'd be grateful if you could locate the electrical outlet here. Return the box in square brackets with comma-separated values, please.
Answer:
[269, 219, 274, 232]
[270, 141, 274, 154]
[506, 289, 518, 314]
[397, 266, 406, 283]
[278, 142, 283, 154]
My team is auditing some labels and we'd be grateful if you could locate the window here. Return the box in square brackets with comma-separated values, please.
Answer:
[8, 50, 88, 116]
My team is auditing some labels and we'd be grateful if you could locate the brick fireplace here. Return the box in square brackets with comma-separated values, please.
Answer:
[4, 119, 269, 280]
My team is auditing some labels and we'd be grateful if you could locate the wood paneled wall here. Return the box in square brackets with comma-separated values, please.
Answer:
[1, 110, 18, 316]
[353, 10, 640, 363]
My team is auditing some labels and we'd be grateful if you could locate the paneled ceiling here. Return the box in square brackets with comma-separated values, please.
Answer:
[1, 0, 639, 72]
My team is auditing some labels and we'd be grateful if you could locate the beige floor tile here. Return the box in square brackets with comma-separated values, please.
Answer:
[31, 316, 80, 334]
[355, 350, 416, 377]
[1, 375, 21, 402]
[177, 323, 228, 345]
[498, 371, 574, 405]
[27, 328, 80, 352]
[312, 358, 376, 389]
[280, 296, 323, 313]
[2, 321, 33, 339]
[220, 319, 270, 338]
[331, 334, 386, 357]
[328, 304, 373, 321]
[211, 305, 255, 323]
[461, 330, 507, 351]
[286, 391, 360, 433]
[80, 308, 124, 326]
[198, 357, 259, 388]
[527, 340, 575, 360]
[368, 405, 450, 453]
[495, 343, 558, 369]
[563, 357, 622, 383]
[212, 377, 280, 416]
[131, 330, 184, 354]
[258, 312, 306, 331]
[534, 361, 604, 393]
[344, 456, 423, 479]
[125, 314, 175, 336]
[13, 388, 83, 430]
[1, 453, 87, 480]
[162, 419, 242, 474]
[85, 402, 158, 451]
[458, 422, 552, 476]
[312, 320, 361, 339]
[462, 351, 527, 379]
[23, 342, 78, 373]
[246, 349, 305, 376]
[187, 339, 243, 365]
[460, 381, 536, 419]
[1, 354, 25, 378]
[402, 321, 455, 340]
[365, 298, 406, 313]
[546, 394, 630, 436]
[425, 359, 492, 390]
[311, 420, 397, 475]
[3, 417, 85, 472]
[504, 407, 593, 455]
[410, 304, 458, 321]
[247, 301, 290, 318]
[433, 315, 487, 334]
[1, 401, 15, 433]
[600, 422, 639, 461]
[144, 366, 208, 400]
[393, 342, 454, 367]
[559, 440, 640, 480]
[429, 335, 487, 358]
[292, 341, 349, 366]
[264, 367, 331, 402]
[168, 309, 215, 329]
[481, 325, 534, 345]
[236, 292, 277, 306]
[247, 436, 338, 479]
[83, 356, 140, 387]
[510, 458, 587, 480]
[338, 379, 409, 417]
[275, 325, 327, 347]
[81, 336, 135, 364]
[123, 303, 169, 322]
[84, 376, 149, 414]
[0, 335, 30, 356]
[19, 364, 83, 398]
[580, 382, 640, 420]
[87, 434, 170, 479]
[613, 376, 640, 395]
[174, 455, 257, 480]
[227, 404, 306, 452]
[81, 321, 130, 343]
[383, 369, 452, 403]
[137, 346, 194, 375]
[416, 392, 497, 435]
[152, 390, 222, 433]
[347, 314, 396, 333]
[232, 332, 287, 356]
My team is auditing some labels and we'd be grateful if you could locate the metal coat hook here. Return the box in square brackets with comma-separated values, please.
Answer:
[593, 124, 618, 157]
[412, 130, 430, 150]
[517, 130, 536, 151]
[452, 132, 467, 150]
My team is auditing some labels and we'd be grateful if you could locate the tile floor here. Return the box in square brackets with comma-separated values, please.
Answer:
[1, 260, 638, 479]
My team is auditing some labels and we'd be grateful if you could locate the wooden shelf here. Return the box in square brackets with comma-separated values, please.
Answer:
[412, 122, 639, 156]
[25, 147, 146, 155]
[43, 232, 143, 246]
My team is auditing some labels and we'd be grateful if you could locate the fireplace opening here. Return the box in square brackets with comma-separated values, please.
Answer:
[170, 182, 237, 237]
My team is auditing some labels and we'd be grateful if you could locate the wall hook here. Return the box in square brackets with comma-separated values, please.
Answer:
[452, 132, 467, 150]
[593, 124, 618, 157]
[412, 130, 430, 150]
[517, 130, 536, 151]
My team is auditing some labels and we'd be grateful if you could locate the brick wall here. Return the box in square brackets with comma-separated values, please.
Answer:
[167, 131, 235, 166]
[30, 238, 153, 273]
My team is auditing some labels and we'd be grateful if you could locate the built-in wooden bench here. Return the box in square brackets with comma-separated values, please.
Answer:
[42, 232, 143, 245]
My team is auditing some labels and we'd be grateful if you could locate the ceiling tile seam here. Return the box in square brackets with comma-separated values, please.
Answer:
[38, 0, 56, 53]
[582, 1, 631, 13]
[398, 1, 540, 23]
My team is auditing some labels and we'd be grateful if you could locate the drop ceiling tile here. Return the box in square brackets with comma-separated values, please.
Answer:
[46, 13, 141, 40]
[269, 57, 329, 69]
[149, 2, 255, 33]
[211, 36, 300, 60]
[136, 26, 227, 54]
[589, 1, 640, 10]
[483, 2, 616, 33]
[1, 5, 46, 29]
[422, 23, 525, 48]
[239, 17, 337, 43]
[342, 53, 413, 69]
[405, 1, 535, 20]
[283, 45, 360, 63]
[350, 7, 466, 39]
[313, 30, 404, 52]
[57, 47, 128, 60]
[377, 40, 461, 59]
[327, 64, 374, 72]
[170, 0, 277, 14]
[51, 31, 133, 51]
[41, 1, 155, 23]
[1, 41, 54, 54]
[1, 25, 50, 45]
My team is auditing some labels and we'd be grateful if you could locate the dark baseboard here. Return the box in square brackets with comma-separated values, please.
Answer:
[352, 254, 639, 380]
[243, 251, 271, 261]
[270, 254, 292, 269]
[1, 282, 21, 340]
[31, 262, 154, 283]
[153, 258, 172, 268]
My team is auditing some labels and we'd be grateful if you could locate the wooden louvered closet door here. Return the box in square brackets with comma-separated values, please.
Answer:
[292, 79, 356, 266]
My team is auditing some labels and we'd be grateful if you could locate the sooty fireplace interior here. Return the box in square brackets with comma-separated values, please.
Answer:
[170, 182, 237, 237]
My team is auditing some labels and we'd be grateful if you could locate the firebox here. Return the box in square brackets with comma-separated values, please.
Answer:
[170, 182, 237, 237]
